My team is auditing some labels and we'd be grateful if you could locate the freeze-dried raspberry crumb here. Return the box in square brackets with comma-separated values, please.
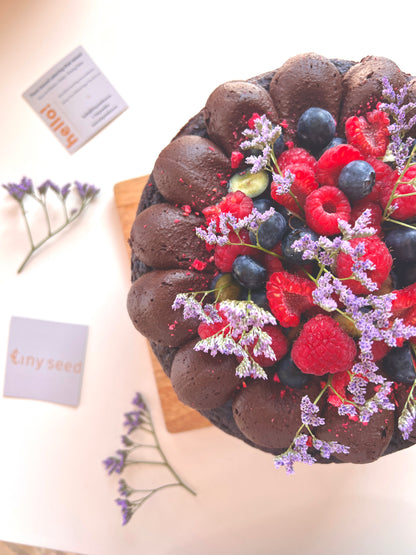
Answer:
[304, 186, 351, 236]
[266, 271, 315, 327]
[345, 109, 390, 158]
[231, 151, 244, 169]
[291, 315, 357, 376]
[316, 144, 363, 187]
[335, 236, 393, 295]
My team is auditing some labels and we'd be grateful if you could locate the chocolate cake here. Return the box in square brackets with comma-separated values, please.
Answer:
[127, 53, 416, 470]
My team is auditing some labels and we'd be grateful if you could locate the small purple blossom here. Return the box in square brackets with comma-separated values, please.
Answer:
[103, 449, 127, 475]
[3, 176, 33, 201]
[398, 396, 416, 440]
[300, 396, 325, 427]
[240, 115, 282, 173]
[273, 434, 317, 474]
[172, 293, 221, 325]
[380, 77, 416, 171]
[271, 169, 295, 195]
[194, 300, 277, 379]
[312, 438, 350, 459]
[74, 180, 100, 200]
[116, 497, 133, 525]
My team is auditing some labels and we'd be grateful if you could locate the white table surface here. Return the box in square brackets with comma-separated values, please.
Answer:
[1, 1, 416, 554]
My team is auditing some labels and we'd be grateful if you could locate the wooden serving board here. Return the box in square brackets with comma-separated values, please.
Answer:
[114, 176, 211, 433]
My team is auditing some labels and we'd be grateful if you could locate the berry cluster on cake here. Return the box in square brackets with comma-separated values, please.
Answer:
[127, 53, 416, 472]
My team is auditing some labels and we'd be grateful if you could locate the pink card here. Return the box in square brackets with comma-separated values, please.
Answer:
[4, 316, 88, 406]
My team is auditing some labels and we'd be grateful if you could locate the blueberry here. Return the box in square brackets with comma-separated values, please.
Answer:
[384, 227, 416, 263]
[249, 211, 287, 249]
[228, 169, 270, 198]
[382, 343, 416, 385]
[240, 287, 270, 312]
[273, 134, 286, 158]
[394, 261, 416, 288]
[273, 352, 311, 388]
[296, 107, 336, 154]
[338, 160, 375, 202]
[232, 255, 267, 290]
[281, 227, 319, 265]
[253, 198, 273, 213]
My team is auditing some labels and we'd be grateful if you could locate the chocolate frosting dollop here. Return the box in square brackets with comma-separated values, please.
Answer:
[269, 53, 343, 132]
[204, 81, 279, 155]
[153, 135, 231, 211]
[170, 338, 241, 410]
[127, 269, 212, 347]
[130, 203, 211, 270]
[232, 378, 320, 449]
[339, 55, 409, 127]
[316, 402, 395, 464]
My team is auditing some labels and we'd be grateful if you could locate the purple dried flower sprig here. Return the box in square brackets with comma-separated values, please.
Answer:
[3, 177, 99, 273]
[274, 383, 350, 474]
[103, 393, 195, 525]
[398, 346, 416, 441]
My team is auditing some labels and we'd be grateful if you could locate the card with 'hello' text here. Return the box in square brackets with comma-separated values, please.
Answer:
[23, 46, 128, 153]
[4, 316, 88, 407]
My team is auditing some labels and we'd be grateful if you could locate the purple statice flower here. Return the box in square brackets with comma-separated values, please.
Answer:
[3, 176, 33, 201]
[103, 449, 127, 475]
[240, 115, 282, 173]
[271, 169, 295, 195]
[121, 434, 134, 447]
[338, 402, 358, 419]
[74, 181, 100, 200]
[337, 210, 376, 239]
[312, 273, 338, 312]
[379, 77, 416, 171]
[195, 207, 276, 247]
[118, 478, 133, 497]
[398, 394, 416, 440]
[116, 497, 133, 525]
[194, 300, 277, 379]
[274, 434, 317, 474]
[300, 395, 325, 427]
[312, 438, 350, 459]
[172, 293, 221, 325]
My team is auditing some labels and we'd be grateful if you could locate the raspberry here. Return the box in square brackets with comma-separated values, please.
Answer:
[248, 112, 261, 129]
[390, 283, 416, 344]
[316, 144, 363, 187]
[263, 243, 284, 276]
[379, 166, 416, 221]
[239, 324, 288, 368]
[266, 271, 315, 327]
[335, 236, 393, 295]
[203, 191, 253, 227]
[345, 109, 390, 158]
[214, 229, 259, 272]
[350, 199, 383, 235]
[277, 147, 317, 173]
[327, 371, 351, 407]
[304, 186, 351, 236]
[361, 156, 394, 203]
[271, 163, 319, 215]
[291, 315, 357, 376]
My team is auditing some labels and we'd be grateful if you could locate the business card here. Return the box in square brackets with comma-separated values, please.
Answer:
[4, 316, 89, 407]
[23, 46, 128, 153]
